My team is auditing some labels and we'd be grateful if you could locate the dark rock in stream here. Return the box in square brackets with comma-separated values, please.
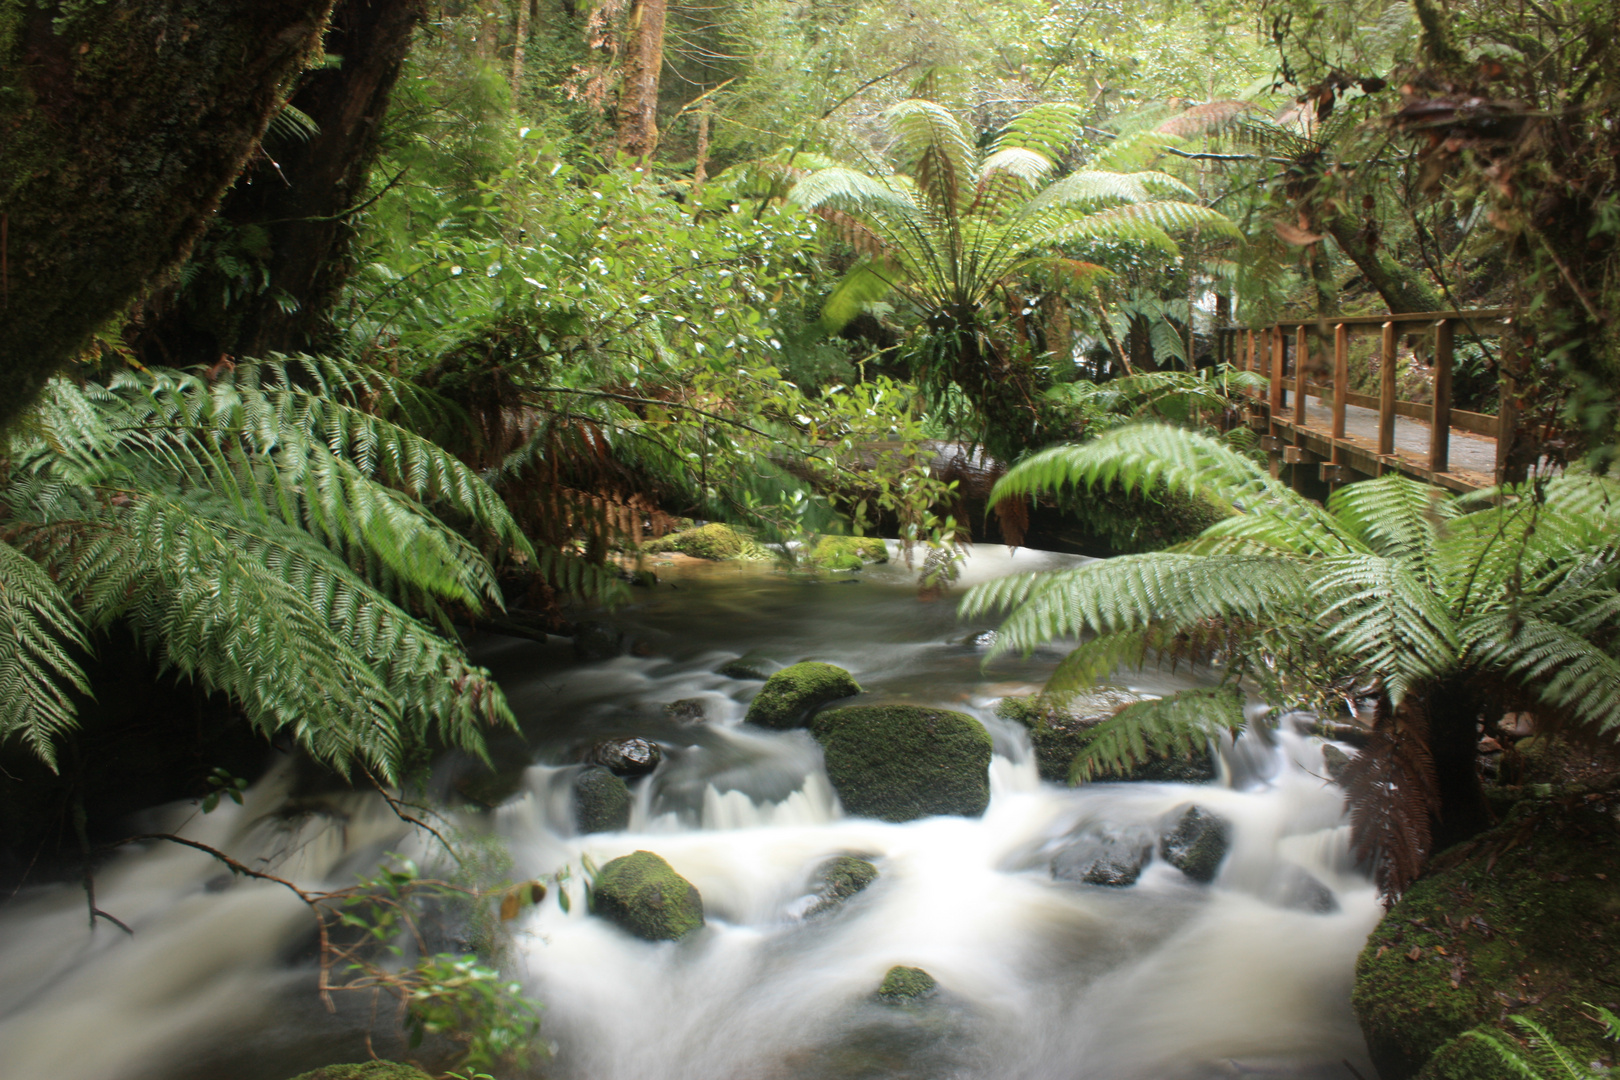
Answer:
[591, 850, 705, 941]
[664, 698, 709, 724]
[574, 766, 632, 833]
[1159, 805, 1231, 883]
[876, 965, 937, 1004]
[806, 854, 879, 916]
[811, 705, 991, 822]
[1271, 866, 1340, 914]
[585, 736, 663, 777]
[287, 1064, 433, 1080]
[1322, 743, 1351, 784]
[1050, 826, 1154, 887]
[717, 652, 779, 680]
[572, 620, 625, 661]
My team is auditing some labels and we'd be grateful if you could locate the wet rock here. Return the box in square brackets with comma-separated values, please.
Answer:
[1050, 826, 1154, 887]
[617, 566, 658, 588]
[1271, 866, 1340, 914]
[745, 661, 861, 729]
[805, 534, 889, 570]
[994, 688, 1148, 783]
[664, 698, 709, 724]
[806, 855, 879, 916]
[717, 653, 778, 680]
[876, 965, 937, 1004]
[811, 705, 991, 822]
[591, 850, 704, 941]
[1158, 805, 1231, 883]
[453, 764, 529, 809]
[585, 737, 663, 777]
[574, 766, 631, 833]
[1322, 744, 1351, 784]
[287, 1065, 433, 1080]
[962, 630, 997, 648]
[572, 620, 624, 661]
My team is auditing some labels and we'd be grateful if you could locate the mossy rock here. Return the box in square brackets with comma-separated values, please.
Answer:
[287, 1064, 433, 1080]
[1352, 795, 1620, 1080]
[592, 850, 705, 941]
[717, 653, 779, 680]
[745, 661, 861, 729]
[806, 535, 889, 571]
[644, 523, 755, 560]
[574, 766, 631, 833]
[807, 854, 879, 915]
[1412, 1029, 1523, 1080]
[1158, 805, 1230, 884]
[811, 705, 991, 822]
[876, 965, 937, 1003]
[995, 689, 1153, 783]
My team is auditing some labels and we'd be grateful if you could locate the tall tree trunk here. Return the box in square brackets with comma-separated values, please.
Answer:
[131, 0, 427, 362]
[0, 0, 336, 431]
[616, 0, 667, 161]
[1425, 681, 1492, 852]
[512, 0, 532, 103]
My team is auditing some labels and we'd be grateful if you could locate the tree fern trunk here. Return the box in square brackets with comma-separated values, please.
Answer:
[0, 0, 336, 432]
[1425, 681, 1493, 852]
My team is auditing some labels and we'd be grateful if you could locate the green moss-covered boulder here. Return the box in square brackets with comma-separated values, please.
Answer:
[807, 854, 879, 915]
[745, 661, 861, 729]
[592, 850, 705, 941]
[811, 705, 992, 822]
[876, 965, 938, 1003]
[645, 523, 752, 560]
[996, 689, 1144, 782]
[1158, 805, 1230, 884]
[574, 766, 632, 833]
[288, 1064, 433, 1080]
[1352, 794, 1620, 1080]
[806, 535, 889, 570]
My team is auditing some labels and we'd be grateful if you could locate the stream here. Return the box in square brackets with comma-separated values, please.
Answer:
[0, 545, 1380, 1080]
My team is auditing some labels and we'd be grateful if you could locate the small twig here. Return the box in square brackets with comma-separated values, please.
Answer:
[1342, 1058, 1372, 1080]
[362, 768, 462, 864]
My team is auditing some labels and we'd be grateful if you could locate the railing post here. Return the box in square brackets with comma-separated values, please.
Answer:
[1332, 323, 1348, 441]
[1378, 320, 1397, 460]
[1430, 318, 1453, 474]
[1496, 322, 1519, 486]
[1294, 325, 1308, 424]
[1270, 325, 1285, 417]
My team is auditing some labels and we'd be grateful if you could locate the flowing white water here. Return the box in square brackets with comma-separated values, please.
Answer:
[0, 546, 1380, 1080]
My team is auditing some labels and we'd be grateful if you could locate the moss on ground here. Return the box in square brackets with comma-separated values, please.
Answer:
[806, 535, 889, 570]
[287, 1064, 432, 1080]
[591, 850, 705, 941]
[745, 661, 861, 729]
[811, 705, 991, 822]
[644, 523, 761, 560]
[1352, 793, 1620, 1080]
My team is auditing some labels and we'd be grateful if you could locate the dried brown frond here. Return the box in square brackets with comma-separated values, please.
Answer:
[1343, 698, 1442, 901]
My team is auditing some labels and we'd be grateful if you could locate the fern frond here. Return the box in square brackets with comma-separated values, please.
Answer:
[1312, 555, 1459, 702]
[1462, 609, 1620, 734]
[881, 99, 979, 215]
[1068, 687, 1246, 782]
[1025, 169, 1198, 212]
[989, 102, 1085, 160]
[1328, 473, 1454, 574]
[1043, 629, 1153, 696]
[0, 539, 90, 770]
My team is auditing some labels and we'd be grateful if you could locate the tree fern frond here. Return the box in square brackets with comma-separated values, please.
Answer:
[1025, 169, 1197, 213]
[1068, 687, 1246, 783]
[1043, 629, 1153, 696]
[1328, 473, 1454, 570]
[966, 553, 1307, 659]
[1312, 555, 1459, 702]
[1087, 129, 1185, 172]
[881, 99, 978, 215]
[1462, 610, 1620, 733]
[989, 101, 1085, 160]
[0, 539, 90, 770]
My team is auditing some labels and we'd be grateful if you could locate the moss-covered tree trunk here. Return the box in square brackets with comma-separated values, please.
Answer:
[0, 0, 337, 431]
[132, 0, 426, 361]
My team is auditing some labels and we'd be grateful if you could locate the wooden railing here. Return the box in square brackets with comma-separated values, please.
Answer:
[1215, 309, 1516, 490]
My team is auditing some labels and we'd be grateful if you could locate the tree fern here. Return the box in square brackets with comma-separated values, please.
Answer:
[0, 539, 91, 770]
[2, 365, 528, 777]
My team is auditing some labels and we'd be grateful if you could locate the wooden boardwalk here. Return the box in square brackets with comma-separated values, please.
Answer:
[1218, 310, 1517, 493]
